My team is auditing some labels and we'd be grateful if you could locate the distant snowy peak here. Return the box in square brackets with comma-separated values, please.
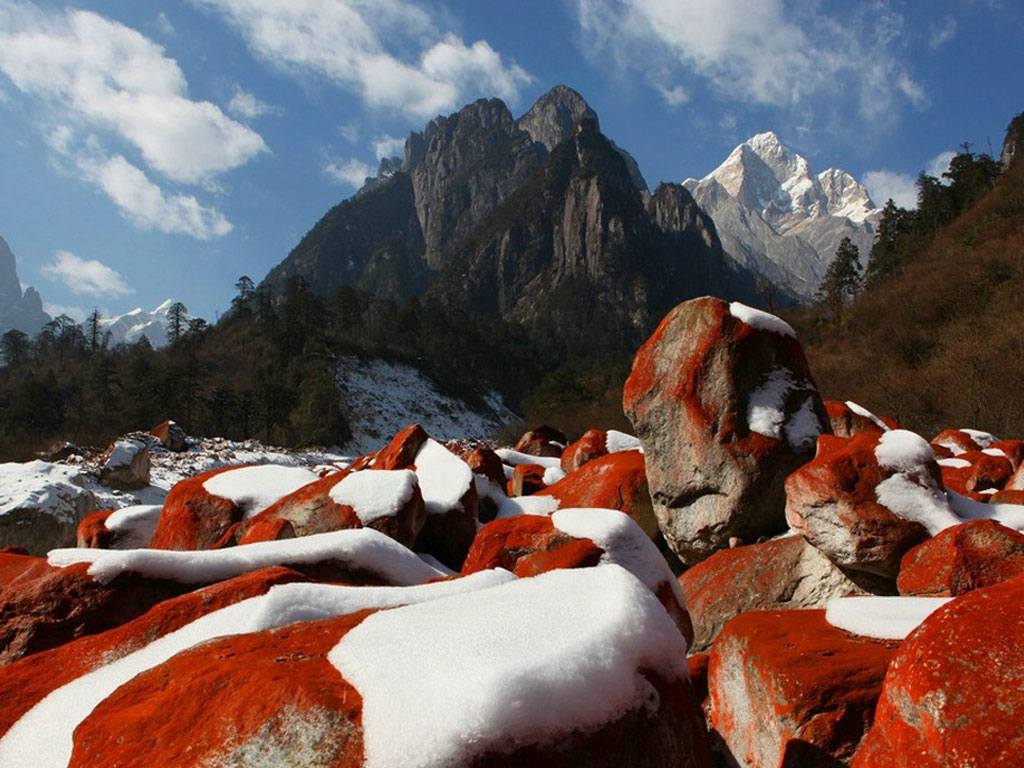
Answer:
[683, 132, 880, 297]
[95, 299, 185, 348]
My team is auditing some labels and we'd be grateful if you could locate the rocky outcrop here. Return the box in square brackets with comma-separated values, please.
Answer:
[624, 297, 828, 563]
[0, 460, 95, 555]
[97, 438, 150, 490]
[1001, 111, 1024, 170]
[0, 235, 50, 337]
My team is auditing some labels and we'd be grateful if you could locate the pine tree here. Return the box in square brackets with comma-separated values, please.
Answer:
[167, 302, 188, 344]
[0, 329, 30, 367]
[817, 237, 863, 321]
[86, 308, 102, 353]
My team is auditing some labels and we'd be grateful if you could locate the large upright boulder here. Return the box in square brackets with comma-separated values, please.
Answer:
[0, 461, 95, 555]
[623, 298, 828, 563]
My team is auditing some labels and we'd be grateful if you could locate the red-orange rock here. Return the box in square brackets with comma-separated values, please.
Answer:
[623, 297, 829, 564]
[931, 428, 981, 455]
[679, 535, 865, 653]
[0, 552, 189, 665]
[853, 573, 1024, 768]
[463, 515, 604, 578]
[1005, 458, 1024, 491]
[149, 467, 242, 550]
[939, 450, 1013, 496]
[785, 432, 932, 579]
[462, 446, 506, 488]
[710, 609, 898, 768]
[76, 510, 116, 549]
[825, 401, 897, 437]
[149, 420, 187, 452]
[511, 463, 547, 496]
[561, 429, 609, 472]
[0, 566, 306, 733]
[514, 432, 563, 458]
[537, 450, 657, 539]
[897, 519, 1024, 596]
[371, 423, 428, 470]
[989, 439, 1024, 470]
[990, 488, 1024, 504]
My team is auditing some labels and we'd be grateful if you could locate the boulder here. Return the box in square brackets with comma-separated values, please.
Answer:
[561, 429, 609, 472]
[511, 463, 548, 496]
[149, 420, 187, 452]
[825, 401, 896, 438]
[148, 467, 242, 550]
[76, 510, 115, 549]
[785, 431, 956, 580]
[897, 519, 1024, 596]
[938, 450, 1013, 496]
[412, 438, 479, 570]
[462, 446, 506, 488]
[0, 460, 96, 555]
[514, 431, 563, 458]
[679, 535, 866, 653]
[853, 573, 1024, 767]
[371, 423, 428, 470]
[710, 609, 899, 768]
[623, 297, 828, 564]
[1004, 458, 1024, 491]
[76, 504, 162, 550]
[988, 439, 1024, 470]
[537, 450, 658, 539]
[931, 428, 982, 455]
[97, 438, 151, 490]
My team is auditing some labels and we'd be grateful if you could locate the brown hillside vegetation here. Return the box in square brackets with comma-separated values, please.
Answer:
[800, 158, 1024, 437]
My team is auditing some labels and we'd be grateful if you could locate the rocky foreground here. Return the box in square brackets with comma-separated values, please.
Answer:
[1, 297, 1023, 767]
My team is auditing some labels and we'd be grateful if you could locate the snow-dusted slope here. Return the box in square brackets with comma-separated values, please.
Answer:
[335, 356, 516, 455]
[92, 299, 186, 348]
[683, 132, 879, 297]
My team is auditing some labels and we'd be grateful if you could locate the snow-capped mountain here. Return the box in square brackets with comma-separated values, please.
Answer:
[93, 299, 186, 348]
[683, 132, 879, 297]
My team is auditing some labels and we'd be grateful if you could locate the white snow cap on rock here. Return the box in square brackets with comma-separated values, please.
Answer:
[102, 504, 162, 549]
[747, 367, 823, 450]
[0, 569, 516, 768]
[948, 489, 1024, 533]
[729, 301, 797, 338]
[874, 430, 960, 535]
[328, 470, 418, 525]
[329, 565, 689, 768]
[202, 465, 319, 518]
[606, 430, 643, 454]
[825, 596, 952, 639]
[103, 438, 146, 469]
[494, 448, 562, 469]
[960, 428, 999, 448]
[48, 529, 445, 586]
[0, 461, 92, 523]
[414, 439, 473, 516]
[845, 401, 890, 431]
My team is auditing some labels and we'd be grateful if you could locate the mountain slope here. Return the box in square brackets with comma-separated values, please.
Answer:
[684, 132, 879, 297]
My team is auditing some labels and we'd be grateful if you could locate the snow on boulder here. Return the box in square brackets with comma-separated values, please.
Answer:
[939, 449, 1014, 498]
[0, 566, 307, 738]
[606, 429, 643, 454]
[0, 551, 189, 665]
[679, 535, 866, 653]
[785, 430, 957, 580]
[931, 428, 984, 456]
[825, 400, 896, 437]
[97, 438, 150, 490]
[201, 465, 320, 518]
[77, 505, 161, 550]
[330, 469, 423, 530]
[48, 529, 447, 588]
[412, 438, 478, 570]
[0, 461, 96, 555]
[331, 566, 709, 768]
[536, 450, 659, 539]
[709, 608, 899, 768]
[852, 573, 1024, 768]
[0, 570, 516, 768]
[898, 519, 1024, 596]
[561, 428, 608, 472]
[824, 596, 952, 640]
[623, 296, 829, 564]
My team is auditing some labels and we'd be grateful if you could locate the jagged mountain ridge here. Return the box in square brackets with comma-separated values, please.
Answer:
[0, 235, 50, 337]
[92, 299, 188, 348]
[263, 86, 762, 361]
[683, 131, 879, 297]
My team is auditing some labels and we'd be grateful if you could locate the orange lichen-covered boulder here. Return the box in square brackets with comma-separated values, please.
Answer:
[0, 552, 189, 665]
[988, 439, 1024, 470]
[76, 510, 115, 549]
[0, 566, 307, 734]
[825, 401, 897, 438]
[371, 423, 428, 470]
[785, 431, 951, 579]
[148, 467, 242, 550]
[511, 463, 547, 497]
[623, 297, 829, 564]
[537, 450, 657, 539]
[515, 425, 567, 458]
[938, 450, 1013, 497]
[931, 428, 985, 455]
[853, 573, 1024, 768]
[710, 609, 899, 768]
[897, 519, 1024, 596]
[561, 429, 609, 472]
[679, 535, 865, 653]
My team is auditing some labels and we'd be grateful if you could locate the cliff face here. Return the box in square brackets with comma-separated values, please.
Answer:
[0, 236, 51, 336]
[1001, 111, 1024, 171]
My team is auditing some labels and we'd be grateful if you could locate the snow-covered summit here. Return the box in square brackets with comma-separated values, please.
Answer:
[92, 299, 187, 348]
[683, 132, 880, 297]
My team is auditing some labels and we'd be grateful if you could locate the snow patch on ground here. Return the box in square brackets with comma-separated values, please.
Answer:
[825, 596, 952, 639]
[335, 356, 516, 455]
[48, 529, 445, 586]
[329, 470, 419, 525]
[329, 566, 688, 768]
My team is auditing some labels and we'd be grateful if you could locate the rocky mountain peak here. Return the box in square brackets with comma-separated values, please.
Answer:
[0, 235, 21, 307]
[516, 84, 598, 152]
[0, 235, 51, 336]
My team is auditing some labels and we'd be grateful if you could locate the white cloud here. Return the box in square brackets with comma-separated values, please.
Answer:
[77, 154, 233, 240]
[325, 157, 373, 188]
[863, 170, 919, 209]
[227, 88, 281, 119]
[0, 3, 266, 185]
[863, 150, 960, 210]
[928, 16, 957, 49]
[372, 134, 405, 159]
[571, 0, 925, 131]
[42, 251, 135, 298]
[155, 11, 175, 37]
[339, 123, 360, 143]
[656, 83, 689, 107]
[192, 0, 532, 120]
[42, 302, 86, 322]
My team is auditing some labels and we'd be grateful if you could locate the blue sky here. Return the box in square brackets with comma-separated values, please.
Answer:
[1, 0, 1021, 323]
